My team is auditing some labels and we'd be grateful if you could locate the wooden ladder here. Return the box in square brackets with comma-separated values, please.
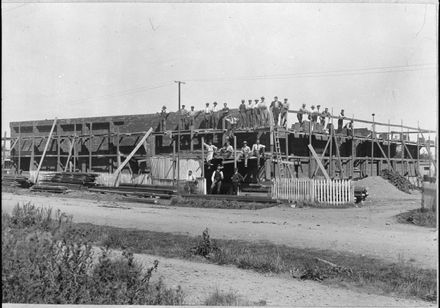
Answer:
[274, 128, 287, 178]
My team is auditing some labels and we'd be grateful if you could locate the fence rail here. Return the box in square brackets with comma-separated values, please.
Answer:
[272, 178, 353, 204]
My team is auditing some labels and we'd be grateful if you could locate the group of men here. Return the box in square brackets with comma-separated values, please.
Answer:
[297, 104, 353, 133]
[238, 96, 289, 129]
[159, 96, 290, 131]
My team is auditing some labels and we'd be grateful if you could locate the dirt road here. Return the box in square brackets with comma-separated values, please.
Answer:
[103, 250, 431, 306]
[2, 191, 436, 269]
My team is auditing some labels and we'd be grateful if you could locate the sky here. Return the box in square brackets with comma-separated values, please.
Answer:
[2, 2, 438, 141]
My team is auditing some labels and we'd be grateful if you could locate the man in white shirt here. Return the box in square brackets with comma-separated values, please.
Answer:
[270, 96, 281, 126]
[240, 140, 251, 167]
[254, 99, 260, 127]
[280, 98, 289, 128]
[203, 140, 218, 163]
[185, 170, 197, 194]
[203, 103, 211, 128]
[246, 99, 254, 128]
[211, 102, 219, 129]
[179, 105, 188, 129]
[298, 103, 308, 124]
[252, 139, 266, 167]
[188, 106, 199, 128]
[258, 97, 269, 127]
[210, 165, 224, 194]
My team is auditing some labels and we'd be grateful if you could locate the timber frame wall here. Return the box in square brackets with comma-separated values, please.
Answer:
[5, 109, 437, 180]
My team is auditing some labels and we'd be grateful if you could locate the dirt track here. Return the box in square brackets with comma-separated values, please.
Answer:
[1, 191, 437, 269]
[127, 251, 433, 306]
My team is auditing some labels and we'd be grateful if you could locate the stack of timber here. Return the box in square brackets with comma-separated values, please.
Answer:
[31, 184, 68, 193]
[240, 183, 271, 193]
[381, 169, 415, 193]
[1, 174, 32, 188]
[181, 193, 277, 204]
[89, 183, 177, 199]
[38, 172, 99, 190]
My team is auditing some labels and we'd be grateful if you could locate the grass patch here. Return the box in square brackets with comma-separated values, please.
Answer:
[66, 222, 437, 302]
[204, 289, 266, 306]
[170, 195, 274, 210]
[396, 208, 437, 228]
[294, 200, 355, 209]
[2, 203, 184, 305]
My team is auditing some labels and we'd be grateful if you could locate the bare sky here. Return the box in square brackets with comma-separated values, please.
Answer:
[2, 2, 438, 138]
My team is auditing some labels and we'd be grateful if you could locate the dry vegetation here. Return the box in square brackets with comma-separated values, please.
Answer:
[2, 203, 184, 305]
[396, 208, 437, 228]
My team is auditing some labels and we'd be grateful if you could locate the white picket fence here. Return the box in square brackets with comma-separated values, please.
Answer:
[272, 178, 353, 204]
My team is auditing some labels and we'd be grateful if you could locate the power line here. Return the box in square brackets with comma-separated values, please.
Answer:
[185, 63, 436, 83]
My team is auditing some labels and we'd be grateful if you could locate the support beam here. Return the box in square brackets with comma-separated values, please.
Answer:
[374, 139, 395, 172]
[312, 137, 331, 178]
[35, 118, 57, 183]
[113, 127, 153, 186]
[308, 144, 330, 181]
[57, 122, 61, 171]
[18, 123, 21, 172]
[64, 138, 75, 172]
[89, 122, 93, 172]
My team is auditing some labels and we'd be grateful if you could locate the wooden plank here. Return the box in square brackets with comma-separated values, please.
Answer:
[64, 138, 75, 172]
[35, 118, 57, 183]
[113, 128, 153, 186]
[308, 144, 330, 181]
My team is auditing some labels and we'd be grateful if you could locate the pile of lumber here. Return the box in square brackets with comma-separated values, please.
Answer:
[38, 172, 99, 190]
[241, 183, 271, 193]
[89, 183, 177, 199]
[31, 184, 68, 193]
[1, 174, 32, 188]
[381, 169, 414, 193]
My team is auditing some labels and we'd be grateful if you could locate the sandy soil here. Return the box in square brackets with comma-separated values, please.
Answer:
[101, 250, 432, 307]
[1, 188, 437, 269]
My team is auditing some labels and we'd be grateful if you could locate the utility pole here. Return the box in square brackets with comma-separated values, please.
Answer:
[175, 81, 185, 192]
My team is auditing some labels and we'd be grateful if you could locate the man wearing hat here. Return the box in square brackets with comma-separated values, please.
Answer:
[298, 103, 308, 124]
[246, 99, 254, 128]
[320, 107, 331, 132]
[254, 99, 260, 127]
[270, 96, 281, 126]
[240, 140, 251, 167]
[203, 103, 211, 128]
[210, 164, 224, 194]
[211, 101, 219, 129]
[179, 105, 188, 129]
[258, 97, 269, 127]
[239, 99, 247, 128]
[159, 105, 168, 131]
[188, 106, 200, 128]
[338, 109, 345, 132]
[280, 98, 289, 128]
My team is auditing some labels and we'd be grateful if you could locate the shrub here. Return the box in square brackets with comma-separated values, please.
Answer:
[191, 228, 220, 258]
[2, 204, 184, 305]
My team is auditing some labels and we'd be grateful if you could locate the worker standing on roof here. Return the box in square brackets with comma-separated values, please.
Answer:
[254, 99, 260, 127]
[159, 105, 168, 131]
[298, 103, 307, 124]
[270, 96, 281, 126]
[239, 99, 247, 129]
[210, 165, 224, 194]
[321, 107, 331, 133]
[211, 102, 219, 129]
[259, 97, 269, 127]
[246, 99, 254, 128]
[221, 103, 230, 129]
[280, 98, 289, 128]
[203, 103, 211, 129]
[188, 106, 198, 128]
[203, 140, 218, 163]
[179, 105, 188, 129]
[338, 109, 345, 132]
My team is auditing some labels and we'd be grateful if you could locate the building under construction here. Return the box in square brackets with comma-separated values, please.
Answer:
[4, 107, 436, 195]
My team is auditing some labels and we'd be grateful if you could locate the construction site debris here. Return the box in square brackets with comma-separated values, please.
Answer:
[31, 184, 68, 193]
[1, 174, 32, 188]
[380, 169, 415, 194]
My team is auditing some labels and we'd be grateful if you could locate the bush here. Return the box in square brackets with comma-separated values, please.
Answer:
[2, 204, 184, 305]
[191, 228, 220, 258]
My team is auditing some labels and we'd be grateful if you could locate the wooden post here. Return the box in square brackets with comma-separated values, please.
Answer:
[172, 140, 176, 185]
[57, 122, 61, 171]
[349, 115, 354, 178]
[2, 132, 6, 168]
[89, 122, 93, 172]
[329, 109, 334, 178]
[108, 122, 113, 173]
[201, 136, 205, 179]
[233, 135, 237, 169]
[64, 138, 75, 172]
[116, 126, 121, 168]
[73, 124, 77, 171]
[428, 134, 431, 177]
[30, 123, 36, 172]
[387, 119, 391, 171]
[18, 123, 21, 172]
[371, 116, 375, 176]
[35, 118, 57, 183]
[308, 144, 330, 181]
[401, 120, 404, 175]
[308, 116, 312, 178]
[416, 122, 420, 177]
